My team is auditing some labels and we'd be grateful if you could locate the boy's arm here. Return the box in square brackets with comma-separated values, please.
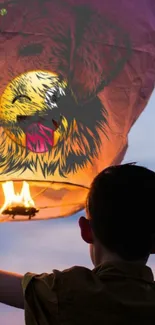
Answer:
[0, 270, 24, 309]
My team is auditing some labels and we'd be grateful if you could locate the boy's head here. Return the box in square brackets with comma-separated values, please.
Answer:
[79, 164, 155, 266]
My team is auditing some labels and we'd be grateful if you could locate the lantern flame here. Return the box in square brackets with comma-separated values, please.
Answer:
[0, 181, 37, 217]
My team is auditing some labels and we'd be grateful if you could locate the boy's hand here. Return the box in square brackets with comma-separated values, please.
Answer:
[0, 270, 24, 309]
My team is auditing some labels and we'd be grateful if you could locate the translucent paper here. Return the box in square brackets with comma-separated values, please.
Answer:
[0, 0, 154, 221]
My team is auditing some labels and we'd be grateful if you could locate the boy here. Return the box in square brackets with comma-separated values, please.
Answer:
[0, 163, 155, 325]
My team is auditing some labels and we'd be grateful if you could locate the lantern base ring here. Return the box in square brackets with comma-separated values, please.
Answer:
[1, 206, 39, 219]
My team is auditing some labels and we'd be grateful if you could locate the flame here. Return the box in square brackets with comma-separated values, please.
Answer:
[0, 181, 35, 215]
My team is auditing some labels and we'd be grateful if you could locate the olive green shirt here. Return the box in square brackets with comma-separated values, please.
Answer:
[22, 261, 155, 325]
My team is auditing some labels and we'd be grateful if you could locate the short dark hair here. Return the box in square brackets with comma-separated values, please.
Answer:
[86, 163, 155, 261]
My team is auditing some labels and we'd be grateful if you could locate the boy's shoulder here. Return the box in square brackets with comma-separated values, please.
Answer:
[23, 265, 99, 308]
[23, 266, 96, 292]
[53, 265, 95, 283]
[55, 265, 93, 276]
[51, 265, 102, 293]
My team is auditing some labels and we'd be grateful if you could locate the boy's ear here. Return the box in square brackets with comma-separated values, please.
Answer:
[79, 216, 93, 244]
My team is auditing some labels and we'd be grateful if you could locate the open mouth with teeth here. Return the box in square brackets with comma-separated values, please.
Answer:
[17, 115, 60, 153]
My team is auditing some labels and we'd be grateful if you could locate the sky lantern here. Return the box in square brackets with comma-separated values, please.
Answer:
[0, 0, 154, 221]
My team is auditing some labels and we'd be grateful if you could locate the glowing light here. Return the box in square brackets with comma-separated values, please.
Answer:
[0, 181, 35, 215]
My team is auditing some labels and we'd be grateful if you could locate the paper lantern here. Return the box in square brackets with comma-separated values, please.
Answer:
[0, 0, 154, 221]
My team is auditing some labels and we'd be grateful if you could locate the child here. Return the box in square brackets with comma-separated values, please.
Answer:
[0, 163, 155, 325]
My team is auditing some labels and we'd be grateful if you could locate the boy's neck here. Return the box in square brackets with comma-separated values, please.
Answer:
[98, 251, 147, 267]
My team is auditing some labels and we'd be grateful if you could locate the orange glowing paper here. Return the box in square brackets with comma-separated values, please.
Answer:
[0, 0, 154, 221]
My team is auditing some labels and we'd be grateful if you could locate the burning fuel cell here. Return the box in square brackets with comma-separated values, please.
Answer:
[0, 181, 39, 219]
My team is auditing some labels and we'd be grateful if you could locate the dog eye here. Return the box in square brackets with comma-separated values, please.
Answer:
[45, 86, 65, 108]
[18, 43, 43, 57]
[12, 95, 31, 104]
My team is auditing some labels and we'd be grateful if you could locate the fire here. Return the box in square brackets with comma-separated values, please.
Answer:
[0, 181, 38, 219]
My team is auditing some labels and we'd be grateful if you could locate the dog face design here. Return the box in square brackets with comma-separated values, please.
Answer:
[0, 0, 131, 178]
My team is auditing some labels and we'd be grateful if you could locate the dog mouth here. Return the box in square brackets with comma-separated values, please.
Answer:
[17, 115, 60, 153]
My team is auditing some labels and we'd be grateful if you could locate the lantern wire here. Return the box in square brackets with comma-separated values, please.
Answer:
[39, 203, 84, 209]
[32, 188, 47, 200]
